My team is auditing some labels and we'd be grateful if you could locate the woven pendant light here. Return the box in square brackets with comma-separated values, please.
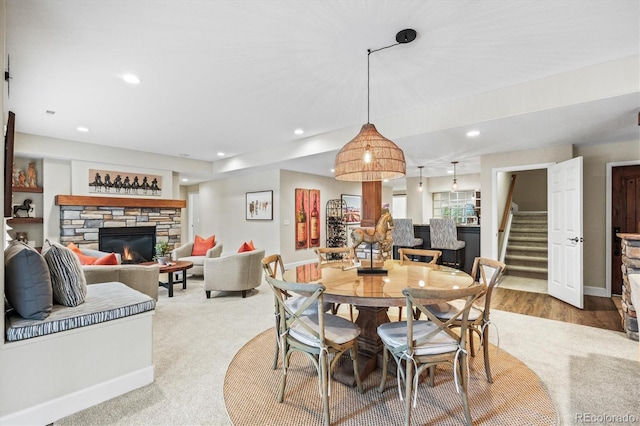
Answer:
[334, 123, 406, 181]
[334, 29, 416, 182]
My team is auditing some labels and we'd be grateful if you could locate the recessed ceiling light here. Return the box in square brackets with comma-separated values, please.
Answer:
[45, 110, 56, 115]
[466, 130, 480, 137]
[122, 74, 141, 84]
[447, 170, 454, 174]
[77, 127, 90, 132]
[294, 129, 304, 135]
[181, 178, 189, 182]
[217, 152, 225, 157]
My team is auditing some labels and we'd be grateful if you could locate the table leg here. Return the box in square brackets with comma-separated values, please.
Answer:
[332, 305, 390, 387]
[167, 272, 174, 297]
[182, 271, 187, 289]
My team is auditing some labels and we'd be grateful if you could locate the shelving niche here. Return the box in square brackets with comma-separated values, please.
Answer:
[8, 157, 44, 248]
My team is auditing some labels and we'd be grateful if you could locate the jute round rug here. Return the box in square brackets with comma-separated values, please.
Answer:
[224, 329, 558, 425]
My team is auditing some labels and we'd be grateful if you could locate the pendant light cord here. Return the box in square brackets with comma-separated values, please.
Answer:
[367, 42, 400, 124]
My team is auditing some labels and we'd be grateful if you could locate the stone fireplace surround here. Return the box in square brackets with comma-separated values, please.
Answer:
[55, 195, 186, 252]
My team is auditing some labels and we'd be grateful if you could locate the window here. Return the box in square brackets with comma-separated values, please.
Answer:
[432, 191, 477, 223]
[392, 195, 406, 218]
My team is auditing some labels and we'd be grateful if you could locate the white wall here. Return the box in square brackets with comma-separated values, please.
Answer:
[481, 139, 640, 291]
[577, 140, 640, 290]
[198, 169, 281, 257]
[481, 144, 572, 260]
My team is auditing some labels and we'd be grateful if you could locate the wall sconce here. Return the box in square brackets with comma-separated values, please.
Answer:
[451, 161, 459, 191]
[418, 166, 424, 192]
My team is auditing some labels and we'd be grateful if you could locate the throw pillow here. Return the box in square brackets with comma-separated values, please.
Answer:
[67, 242, 99, 265]
[192, 234, 215, 256]
[93, 252, 119, 265]
[4, 241, 53, 320]
[42, 240, 87, 307]
[248, 240, 255, 250]
[238, 242, 254, 253]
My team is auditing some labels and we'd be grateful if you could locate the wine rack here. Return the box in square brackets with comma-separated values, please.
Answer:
[326, 199, 347, 259]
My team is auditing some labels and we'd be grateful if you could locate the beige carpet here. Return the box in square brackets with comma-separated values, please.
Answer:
[55, 278, 639, 425]
[224, 329, 557, 425]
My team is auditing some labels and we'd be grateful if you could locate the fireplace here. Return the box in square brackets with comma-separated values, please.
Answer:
[99, 226, 156, 264]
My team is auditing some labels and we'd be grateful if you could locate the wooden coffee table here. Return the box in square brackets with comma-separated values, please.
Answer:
[141, 260, 193, 297]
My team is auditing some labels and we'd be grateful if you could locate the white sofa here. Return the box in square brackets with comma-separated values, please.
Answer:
[203, 249, 265, 298]
[172, 241, 223, 276]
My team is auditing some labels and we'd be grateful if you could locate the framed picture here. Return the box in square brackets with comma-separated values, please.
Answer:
[246, 190, 273, 220]
[295, 188, 309, 249]
[341, 194, 361, 224]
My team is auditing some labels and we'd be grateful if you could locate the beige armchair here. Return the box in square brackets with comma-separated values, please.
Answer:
[172, 241, 223, 276]
[203, 249, 265, 298]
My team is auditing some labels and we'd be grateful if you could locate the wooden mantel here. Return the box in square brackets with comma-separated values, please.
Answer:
[55, 195, 186, 209]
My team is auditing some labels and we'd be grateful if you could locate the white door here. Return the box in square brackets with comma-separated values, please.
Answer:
[548, 157, 584, 309]
[188, 192, 200, 242]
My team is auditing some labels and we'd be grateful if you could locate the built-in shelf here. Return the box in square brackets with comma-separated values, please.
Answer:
[55, 195, 186, 209]
[12, 186, 43, 193]
[7, 217, 43, 224]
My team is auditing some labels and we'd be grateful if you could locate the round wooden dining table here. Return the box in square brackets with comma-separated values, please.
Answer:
[283, 259, 473, 386]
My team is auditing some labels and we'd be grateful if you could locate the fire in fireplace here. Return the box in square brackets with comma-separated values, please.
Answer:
[99, 226, 156, 264]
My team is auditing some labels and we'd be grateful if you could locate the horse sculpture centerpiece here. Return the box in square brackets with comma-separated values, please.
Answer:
[350, 212, 393, 275]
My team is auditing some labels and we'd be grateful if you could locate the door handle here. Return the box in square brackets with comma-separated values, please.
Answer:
[567, 237, 584, 243]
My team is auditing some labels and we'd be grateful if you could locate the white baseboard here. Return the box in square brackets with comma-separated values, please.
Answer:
[0, 366, 154, 426]
[584, 285, 608, 298]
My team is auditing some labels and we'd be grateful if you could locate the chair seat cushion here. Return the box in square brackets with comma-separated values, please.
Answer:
[378, 320, 458, 355]
[427, 300, 482, 321]
[432, 240, 466, 250]
[176, 255, 206, 266]
[290, 313, 360, 347]
[285, 295, 332, 315]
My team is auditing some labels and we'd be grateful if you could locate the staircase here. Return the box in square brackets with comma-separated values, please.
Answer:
[505, 212, 548, 279]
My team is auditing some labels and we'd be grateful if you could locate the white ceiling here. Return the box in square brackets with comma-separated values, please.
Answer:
[5, 1, 640, 189]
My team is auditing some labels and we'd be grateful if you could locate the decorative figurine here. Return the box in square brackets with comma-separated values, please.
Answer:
[27, 162, 37, 188]
[17, 170, 26, 187]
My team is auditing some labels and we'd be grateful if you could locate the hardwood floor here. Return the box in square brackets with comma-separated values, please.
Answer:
[491, 287, 623, 332]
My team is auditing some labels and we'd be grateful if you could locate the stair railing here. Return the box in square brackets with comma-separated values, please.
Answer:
[499, 174, 517, 233]
[499, 211, 514, 263]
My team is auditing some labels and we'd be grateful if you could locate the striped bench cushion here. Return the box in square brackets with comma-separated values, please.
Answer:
[5, 282, 155, 342]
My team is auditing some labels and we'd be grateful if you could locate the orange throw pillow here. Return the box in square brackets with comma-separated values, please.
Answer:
[93, 252, 119, 265]
[248, 240, 255, 250]
[238, 242, 253, 253]
[192, 235, 215, 256]
[67, 243, 98, 265]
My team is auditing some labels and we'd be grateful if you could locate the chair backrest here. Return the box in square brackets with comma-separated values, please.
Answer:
[265, 275, 327, 343]
[391, 218, 416, 246]
[398, 248, 441, 266]
[315, 247, 354, 267]
[469, 257, 506, 317]
[429, 218, 459, 248]
[403, 285, 485, 352]
[262, 253, 285, 280]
